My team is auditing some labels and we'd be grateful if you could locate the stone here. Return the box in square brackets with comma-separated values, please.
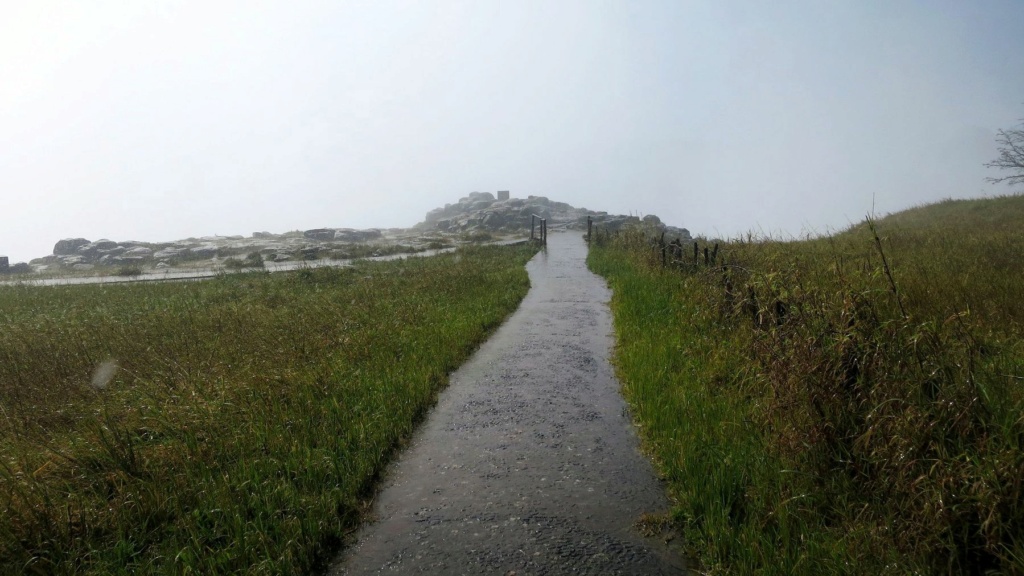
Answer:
[334, 228, 383, 242]
[123, 247, 153, 257]
[77, 240, 119, 256]
[58, 255, 84, 265]
[53, 238, 91, 255]
[497, 190, 510, 201]
[0, 256, 8, 272]
[481, 211, 507, 228]
[303, 228, 336, 241]
[153, 248, 183, 259]
[424, 208, 446, 222]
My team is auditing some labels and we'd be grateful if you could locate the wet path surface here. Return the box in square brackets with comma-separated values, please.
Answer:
[329, 233, 684, 575]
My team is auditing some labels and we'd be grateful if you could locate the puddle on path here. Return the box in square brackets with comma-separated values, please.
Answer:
[330, 233, 685, 575]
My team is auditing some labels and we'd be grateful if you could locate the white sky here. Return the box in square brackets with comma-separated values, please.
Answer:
[2, 1, 1023, 262]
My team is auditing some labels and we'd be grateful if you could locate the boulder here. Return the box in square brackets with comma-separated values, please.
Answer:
[481, 211, 508, 228]
[77, 240, 119, 257]
[463, 191, 495, 203]
[424, 208, 446, 222]
[53, 238, 90, 255]
[123, 247, 153, 257]
[334, 228, 383, 242]
[58, 255, 85, 265]
[153, 248, 184, 260]
[304, 228, 336, 241]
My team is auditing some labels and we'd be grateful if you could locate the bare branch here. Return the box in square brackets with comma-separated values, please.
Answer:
[986, 120, 1024, 186]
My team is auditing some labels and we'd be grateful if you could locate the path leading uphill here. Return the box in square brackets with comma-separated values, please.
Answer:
[329, 233, 685, 575]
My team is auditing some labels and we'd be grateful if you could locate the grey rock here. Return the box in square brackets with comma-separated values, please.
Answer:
[58, 255, 84, 265]
[123, 247, 153, 257]
[77, 240, 118, 256]
[333, 228, 382, 242]
[462, 191, 495, 203]
[304, 228, 336, 241]
[53, 238, 91, 256]
[190, 245, 218, 258]
[153, 248, 183, 260]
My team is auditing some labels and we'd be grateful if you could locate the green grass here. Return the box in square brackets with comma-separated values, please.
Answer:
[0, 243, 537, 575]
[589, 195, 1024, 575]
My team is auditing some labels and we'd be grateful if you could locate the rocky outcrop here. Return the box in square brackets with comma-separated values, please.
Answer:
[53, 238, 91, 255]
[29, 227, 437, 273]
[415, 192, 690, 241]
[20, 193, 689, 275]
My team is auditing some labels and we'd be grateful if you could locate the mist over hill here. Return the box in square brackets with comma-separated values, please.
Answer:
[3, 193, 690, 275]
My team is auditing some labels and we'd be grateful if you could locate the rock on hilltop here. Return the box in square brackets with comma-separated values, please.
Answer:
[11, 192, 689, 274]
[415, 191, 690, 239]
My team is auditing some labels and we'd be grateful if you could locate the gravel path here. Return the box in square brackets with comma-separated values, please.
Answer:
[329, 232, 685, 575]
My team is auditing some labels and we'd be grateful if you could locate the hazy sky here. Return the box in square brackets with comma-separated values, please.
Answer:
[2, 1, 1023, 262]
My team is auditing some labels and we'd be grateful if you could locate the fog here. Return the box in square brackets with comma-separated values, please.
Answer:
[2, 1, 1023, 263]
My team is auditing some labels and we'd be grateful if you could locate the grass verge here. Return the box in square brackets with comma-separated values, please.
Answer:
[588, 196, 1024, 574]
[0, 243, 537, 575]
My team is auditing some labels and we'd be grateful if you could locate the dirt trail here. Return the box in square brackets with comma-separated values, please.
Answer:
[329, 233, 685, 575]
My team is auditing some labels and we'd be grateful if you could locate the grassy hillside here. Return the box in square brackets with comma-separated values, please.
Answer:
[589, 195, 1024, 574]
[0, 243, 537, 575]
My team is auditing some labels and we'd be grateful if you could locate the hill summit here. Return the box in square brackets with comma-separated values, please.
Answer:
[415, 191, 691, 238]
[6, 193, 689, 275]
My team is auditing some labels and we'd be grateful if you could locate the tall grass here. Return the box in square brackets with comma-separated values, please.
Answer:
[0, 243, 537, 575]
[589, 196, 1024, 574]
